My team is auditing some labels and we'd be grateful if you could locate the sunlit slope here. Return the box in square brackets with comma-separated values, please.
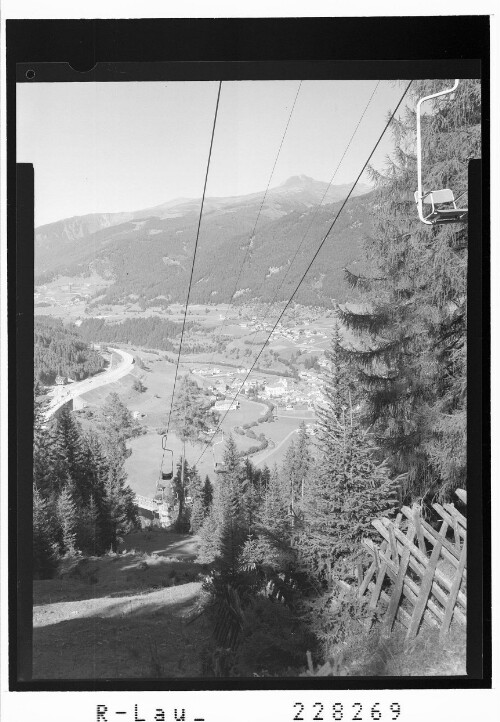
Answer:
[35, 177, 373, 308]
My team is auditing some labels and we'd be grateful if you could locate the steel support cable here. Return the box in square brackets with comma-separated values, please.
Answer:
[244, 80, 381, 354]
[212, 81, 303, 353]
[194, 80, 413, 468]
[157, 81, 222, 484]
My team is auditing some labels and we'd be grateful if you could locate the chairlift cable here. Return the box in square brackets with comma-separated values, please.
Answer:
[194, 80, 413, 467]
[156, 81, 222, 492]
[163, 81, 222, 442]
[212, 81, 303, 352]
[246, 80, 380, 352]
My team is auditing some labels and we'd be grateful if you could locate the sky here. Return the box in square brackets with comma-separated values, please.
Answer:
[17, 79, 410, 227]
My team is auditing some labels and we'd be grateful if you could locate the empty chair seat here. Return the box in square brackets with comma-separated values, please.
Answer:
[414, 188, 468, 225]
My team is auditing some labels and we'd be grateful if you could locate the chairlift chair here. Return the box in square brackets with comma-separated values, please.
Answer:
[212, 430, 226, 473]
[160, 435, 174, 481]
[415, 79, 468, 226]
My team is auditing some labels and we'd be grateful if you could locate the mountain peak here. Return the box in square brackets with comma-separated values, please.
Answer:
[281, 174, 317, 187]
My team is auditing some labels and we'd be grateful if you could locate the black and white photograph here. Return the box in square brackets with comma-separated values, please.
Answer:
[3, 14, 492, 715]
[16, 72, 479, 681]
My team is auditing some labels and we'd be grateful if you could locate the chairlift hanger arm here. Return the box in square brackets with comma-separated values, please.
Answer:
[415, 79, 460, 225]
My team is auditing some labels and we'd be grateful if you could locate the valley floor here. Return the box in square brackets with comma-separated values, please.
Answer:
[33, 531, 211, 679]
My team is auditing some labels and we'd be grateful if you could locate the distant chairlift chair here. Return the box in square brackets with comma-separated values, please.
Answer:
[160, 435, 174, 483]
[212, 430, 226, 473]
[414, 79, 468, 226]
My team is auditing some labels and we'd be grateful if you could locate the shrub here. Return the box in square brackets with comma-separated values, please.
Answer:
[226, 597, 316, 677]
[132, 378, 146, 393]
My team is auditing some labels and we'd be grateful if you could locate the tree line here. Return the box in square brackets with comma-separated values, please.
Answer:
[34, 316, 105, 384]
[33, 390, 141, 577]
[77, 316, 197, 351]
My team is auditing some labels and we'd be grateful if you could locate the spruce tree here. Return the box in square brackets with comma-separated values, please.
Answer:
[197, 435, 246, 562]
[243, 464, 294, 573]
[56, 482, 78, 555]
[33, 385, 55, 498]
[202, 475, 214, 513]
[171, 374, 219, 444]
[33, 486, 59, 578]
[55, 406, 88, 492]
[189, 467, 205, 534]
[296, 332, 400, 584]
[97, 392, 137, 440]
[339, 79, 480, 500]
[96, 412, 139, 550]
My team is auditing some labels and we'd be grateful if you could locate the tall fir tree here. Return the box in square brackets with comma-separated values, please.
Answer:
[55, 406, 88, 492]
[33, 486, 59, 578]
[338, 79, 480, 501]
[33, 384, 55, 497]
[56, 482, 78, 555]
[77, 493, 101, 556]
[202, 475, 214, 514]
[281, 423, 313, 518]
[296, 332, 400, 584]
[189, 467, 206, 534]
[170, 374, 219, 445]
[198, 435, 248, 562]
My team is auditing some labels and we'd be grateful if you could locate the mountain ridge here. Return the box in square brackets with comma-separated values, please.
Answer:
[35, 176, 374, 308]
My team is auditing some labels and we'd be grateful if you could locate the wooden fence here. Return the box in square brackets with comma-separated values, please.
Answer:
[338, 488, 467, 640]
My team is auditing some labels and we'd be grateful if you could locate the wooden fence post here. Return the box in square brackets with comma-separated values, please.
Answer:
[440, 537, 467, 639]
[406, 535, 443, 639]
[383, 523, 416, 632]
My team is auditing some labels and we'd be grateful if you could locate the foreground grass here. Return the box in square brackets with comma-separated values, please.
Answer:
[33, 530, 210, 679]
[302, 624, 466, 677]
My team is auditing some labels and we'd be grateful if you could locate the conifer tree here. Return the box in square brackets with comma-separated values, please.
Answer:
[33, 385, 54, 498]
[281, 423, 313, 518]
[197, 435, 246, 562]
[55, 406, 88, 491]
[262, 464, 290, 534]
[40, 416, 72, 500]
[296, 332, 400, 584]
[94, 410, 139, 550]
[77, 494, 101, 556]
[339, 79, 480, 500]
[97, 392, 137, 441]
[189, 467, 205, 534]
[171, 375, 219, 523]
[242, 464, 294, 573]
[33, 486, 59, 578]
[56, 482, 78, 555]
[202, 475, 214, 513]
[281, 439, 297, 517]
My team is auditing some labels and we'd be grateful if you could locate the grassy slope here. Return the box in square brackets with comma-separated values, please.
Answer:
[33, 531, 211, 680]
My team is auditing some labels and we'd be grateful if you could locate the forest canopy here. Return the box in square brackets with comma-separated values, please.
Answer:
[34, 316, 105, 384]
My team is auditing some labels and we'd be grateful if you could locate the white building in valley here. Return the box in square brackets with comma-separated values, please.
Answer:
[263, 377, 289, 398]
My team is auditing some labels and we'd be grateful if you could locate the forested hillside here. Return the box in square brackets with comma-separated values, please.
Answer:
[34, 316, 105, 384]
[77, 317, 196, 351]
[34, 177, 373, 309]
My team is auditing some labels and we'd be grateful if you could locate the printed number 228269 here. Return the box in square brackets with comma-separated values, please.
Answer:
[293, 702, 402, 721]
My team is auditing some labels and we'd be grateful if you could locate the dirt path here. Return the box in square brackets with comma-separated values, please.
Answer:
[252, 426, 300, 466]
[33, 531, 211, 679]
